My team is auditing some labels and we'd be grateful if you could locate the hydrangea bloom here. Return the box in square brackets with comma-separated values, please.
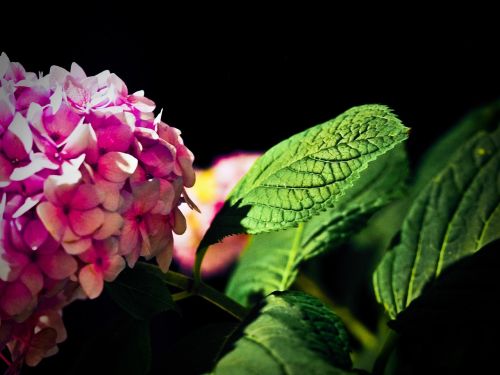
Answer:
[174, 153, 260, 277]
[0, 52, 195, 370]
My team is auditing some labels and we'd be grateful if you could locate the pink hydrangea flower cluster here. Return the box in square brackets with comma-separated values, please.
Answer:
[0, 53, 195, 368]
[174, 153, 260, 277]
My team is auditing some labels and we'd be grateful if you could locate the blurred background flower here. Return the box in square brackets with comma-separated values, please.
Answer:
[174, 152, 261, 277]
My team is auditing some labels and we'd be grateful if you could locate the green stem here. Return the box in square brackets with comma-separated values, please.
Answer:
[162, 269, 192, 290]
[372, 330, 398, 375]
[172, 290, 193, 301]
[153, 267, 248, 321]
[196, 282, 248, 321]
[295, 273, 378, 350]
[193, 246, 208, 288]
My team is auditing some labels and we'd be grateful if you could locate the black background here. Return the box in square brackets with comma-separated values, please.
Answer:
[2, 10, 499, 168]
[2, 7, 500, 374]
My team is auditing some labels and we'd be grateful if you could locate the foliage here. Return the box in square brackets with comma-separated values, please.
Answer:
[4, 99, 500, 375]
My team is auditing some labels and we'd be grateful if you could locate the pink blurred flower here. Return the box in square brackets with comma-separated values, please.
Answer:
[174, 152, 260, 277]
[0, 52, 195, 370]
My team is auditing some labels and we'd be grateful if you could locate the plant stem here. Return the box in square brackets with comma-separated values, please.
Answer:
[171, 290, 193, 302]
[193, 246, 207, 288]
[152, 267, 248, 321]
[372, 330, 398, 375]
[295, 273, 378, 350]
[162, 269, 192, 290]
[196, 282, 248, 321]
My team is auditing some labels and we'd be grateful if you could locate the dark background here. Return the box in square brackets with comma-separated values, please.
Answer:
[2, 11, 499, 168]
[2, 8, 500, 374]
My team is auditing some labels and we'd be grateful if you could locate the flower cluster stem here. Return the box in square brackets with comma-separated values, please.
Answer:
[153, 267, 248, 321]
[0, 350, 12, 367]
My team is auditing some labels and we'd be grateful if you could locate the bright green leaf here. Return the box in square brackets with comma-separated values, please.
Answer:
[197, 105, 409, 281]
[373, 126, 500, 319]
[212, 291, 352, 375]
[226, 146, 408, 306]
[105, 262, 176, 320]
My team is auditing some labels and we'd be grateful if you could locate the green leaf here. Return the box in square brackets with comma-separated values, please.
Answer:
[105, 262, 176, 320]
[373, 126, 500, 319]
[226, 145, 408, 306]
[212, 291, 352, 374]
[199, 104, 409, 248]
[388, 240, 500, 373]
[414, 99, 500, 193]
[352, 100, 500, 259]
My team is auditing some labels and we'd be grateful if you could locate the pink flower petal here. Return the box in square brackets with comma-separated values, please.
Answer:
[119, 219, 139, 256]
[42, 102, 81, 143]
[1, 249, 29, 281]
[79, 264, 103, 299]
[93, 212, 123, 240]
[179, 154, 196, 187]
[0, 280, 33, 316]
[50, 85, 63, 113]
[151, 179, 175, 214]
[61, 122, 98, 163]
[3, 113, 32, 160]
[103, 255, 125, 282]
[172, 207, 187, 235]
[156, 238, 173, 273]
[94, 174, 123, 211]
[139, 141, 175, 177]
[23, 219, 49, 250]
[125, 249, 140, 269]
[15, 85, 50, 111]
[10, 152, 59, 181]
[129, 94, 155, 112]
[98, 152, 138, 183]
[38, 250, 78, 279]
[0, 91, 14, 129]
[68, 207, 105, 236]
[36, 202, 68, 242]
[0, 52, 9, 78]
[25, 328, 58, 367]
[43, 164, 82, 205]
[0, 153, 13, 187]
[70, 62, 87, 79]
[13, 193, 43, 218]
[62, 236, 91, 255]
[130, 179, 160, 213]
[38, 310, 67, 343]
[64, 76, 90, 108]
[94, 113, 134, 152]
[146, 214, 172, 257]
[70, 184, 102, 210]
[20, 263, 44, 296]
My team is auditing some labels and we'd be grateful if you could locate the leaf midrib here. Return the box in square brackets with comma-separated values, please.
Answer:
[435, 147, 500, 276]
[404, 133, 500, 308]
